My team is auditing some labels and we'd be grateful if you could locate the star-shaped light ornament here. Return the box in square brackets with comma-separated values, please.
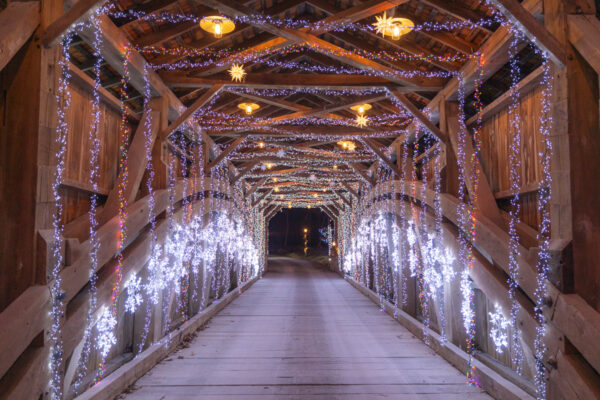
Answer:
[373, 12, 414, 40]
[355, 114, 369, 127]
[228, 63, 246, 82]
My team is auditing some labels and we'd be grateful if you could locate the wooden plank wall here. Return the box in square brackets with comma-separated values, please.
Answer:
[61, 80, 124, 225]
[479, 86, 545, 231]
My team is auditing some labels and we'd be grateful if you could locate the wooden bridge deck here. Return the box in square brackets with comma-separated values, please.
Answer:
[123, 257, 492, 399]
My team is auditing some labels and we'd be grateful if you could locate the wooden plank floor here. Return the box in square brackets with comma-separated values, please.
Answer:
[123, 257, 492, 399]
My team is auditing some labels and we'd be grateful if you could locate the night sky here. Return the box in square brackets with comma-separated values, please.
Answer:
[268, 208, 333, 255]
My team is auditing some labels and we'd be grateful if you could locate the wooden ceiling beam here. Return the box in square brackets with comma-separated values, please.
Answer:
[389, 90, 448, 144]
[231, 160, 260, 184]
[206, 134, 249, 170]
[307, 0, 460, 71]
[77, 14, 186, 121]
[197, 0, 437, 87]
[134, 20, 199, 47]
[349, 163, 376, 186]
[363, 138, 402, 177]
[0, 2, 40, 72]
[162, 72, 418, 88]
[333, 190, 353, 207]
[252, 188, 273, 207]
[42, 0, 106, 47]
[308, 0, 409, 35]
[341, 181, 360, 199]
[247, 177, 269, 197]
[419, 0, 494, 34]
[567, 14, 600, 75]
[487, 0, 566, 66]
[160, 84, 224, 138]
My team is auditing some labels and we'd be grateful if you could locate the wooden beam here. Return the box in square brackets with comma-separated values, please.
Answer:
[333, 190, 352, 207]
[163, 73, 417, 88]
[206, 135, 248, 170]
[77, 14, 186, 121]
[363, 139, 402, 178]
[488, 0, 566, 67]
[390, 90, 448, 144]
[567, 15, 600, 75]
[42, 0, 106, 47]
[341, 181, 360, 199]
[252, 189, 273, 207]
[0, 2, 39, 72]
[420, 0, 493, 33]
[308, 0, 409, 35]
[196, 0, 438, 88]
[465, 66, 544, 126]
[247, 177, 268, 197]
[134, 20, 198, 47]
[160, 84, 223, 138]
[444, 101, 505, 229]
[68, 61, 140, 121]
[349, 163, 375, 186]
[98, 109, 160, 223]
[231, 160, 259, 184]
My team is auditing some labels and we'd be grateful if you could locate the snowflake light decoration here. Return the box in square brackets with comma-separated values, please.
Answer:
[489, 304, 512, 353]
[228, 63, 246, 82]
[124, 275, 143, 313]
[96, 308, 117, 358]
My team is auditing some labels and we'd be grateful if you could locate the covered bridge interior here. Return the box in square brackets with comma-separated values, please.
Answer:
[1, 0, 600, 399]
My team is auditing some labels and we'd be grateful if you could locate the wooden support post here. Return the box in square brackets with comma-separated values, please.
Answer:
[439, 99, 460, 197]
[544, 0, 600, 309]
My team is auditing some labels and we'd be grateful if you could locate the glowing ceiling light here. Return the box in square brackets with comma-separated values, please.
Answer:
[313, 193, 318, 198]
[350, 103, 371, 115]
[273, 177, 277, 182]
[200, 16, 235, 38]
[322, 188, 326, 192]
[265, 162, 273, 169]
[307, 205, 311, 209]
[238, 102, 260, 115]
[274, 187, 279, 192]
[333, 165, 338, 170]
[337, 140, 356, 151]
[258, 141, 265, 148]
[228, 63, 246, 82]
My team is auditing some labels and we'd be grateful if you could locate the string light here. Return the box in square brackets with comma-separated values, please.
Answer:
[48, 33, 74, 400]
